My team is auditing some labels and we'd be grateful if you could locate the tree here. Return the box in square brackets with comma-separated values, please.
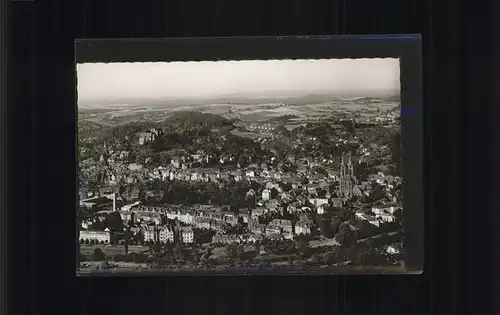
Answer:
[225, 244, 240, 260]
[105, 212, 124, 233]
[295, 234, 310, 257]
[134, 254, 146, 263]
[394, 208, 404, 227]
[339, 208, 352, 222]
[330, 217, 341, 235]
[391, 133, 402, 175]
[254, 241, 261, 257]
[289, 213, 300, 234]
[312, 166, 328, 177]
[324, 250, 338, 265]
[349, 241, 380, 266]
[92, 248, 106, 261]
[270, 188, 279, 199]
[282, 240, 296, 254]
[311, 254, 322, 264]
[170, 256, 177, 266]
[316, 188, 327, 198]
[79, 252, 88, 262]
[153, 242, 162, 254]
[237, 155, 249, 168]
[315, 215, 333, 238]
[281, 182, 293, 192]
[174, 242, 182, 259]
[336, 223, 355, 246]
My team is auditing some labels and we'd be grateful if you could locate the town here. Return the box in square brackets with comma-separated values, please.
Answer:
[78, 99, 405, 272]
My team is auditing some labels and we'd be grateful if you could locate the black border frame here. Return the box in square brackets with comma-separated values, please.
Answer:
[75, 35, 423, 276]
[0, 0, 9, 311]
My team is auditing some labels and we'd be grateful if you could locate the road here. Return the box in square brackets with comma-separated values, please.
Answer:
[309, 238, 340, 248]
[307, 230, 400, 249]
[357, 231, 400, 243]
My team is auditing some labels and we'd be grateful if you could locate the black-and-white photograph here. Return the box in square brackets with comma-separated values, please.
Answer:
[77, 57, 407, 273]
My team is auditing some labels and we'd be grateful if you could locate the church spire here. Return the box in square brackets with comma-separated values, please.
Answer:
[340, 153, 345, 177]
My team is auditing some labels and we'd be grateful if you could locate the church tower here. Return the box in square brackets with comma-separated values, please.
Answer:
[346, 152, 354, 176]
[340, 153, 345, 177]
[339, 151, 355, 198]
[340, 152, 354, 177]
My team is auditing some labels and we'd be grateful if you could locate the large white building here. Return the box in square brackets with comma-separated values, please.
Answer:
[143, 226, 157, 243]
[295, 221, 312, 235]
[262, 189, 271, 201]
[181, 227, 194, 244]
[372, 205, 399, 223]
[159, 226, 175, 243]
[80, 230, 111, 243]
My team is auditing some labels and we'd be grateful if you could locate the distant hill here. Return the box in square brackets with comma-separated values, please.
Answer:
[78, 89, 400, 109]
[78, 120, 109, 138]
[160, 111, 234, 129]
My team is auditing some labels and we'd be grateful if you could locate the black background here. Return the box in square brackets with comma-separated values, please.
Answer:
[74, 36, 424, 273]
[7, 0, 495, 315]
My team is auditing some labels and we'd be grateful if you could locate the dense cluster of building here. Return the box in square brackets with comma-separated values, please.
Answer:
[79, 147, 402, 248]
[79, 102, 404, 267]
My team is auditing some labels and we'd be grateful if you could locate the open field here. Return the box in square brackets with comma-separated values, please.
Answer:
[78, 100, 400, 127]
[309, 237, 341, 248]
[230, 129, 264, 139]
[80, 244, 149, 257]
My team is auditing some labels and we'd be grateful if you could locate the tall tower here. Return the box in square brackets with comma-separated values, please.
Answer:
[346, 152, 354, 176]
[340, 153, 345, 177]
[103, 141, 110, 156]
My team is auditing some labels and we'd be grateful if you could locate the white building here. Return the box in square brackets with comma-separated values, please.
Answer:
[81, 220, 91, 230]
[190, 172, 199, 181]
[295, 221, 312, 235]
[317, 205, 325, 215]
[194, 218, 212, 229]
[171, 159, 181, 169]
[355, 211, 381, 227]
[372, 205, 399, 222]
[80, 230, 111, 243]
[372, 205, 398, 215]
[262, 189, 271, 201]
[143, 226, 157, 243]
[309, 198, 329, 207]
[375, 212, 395, 223]
[386, 243, 403, 255]
[181, 227, 194, 244]
[179, 211, 194, 224]
[119, 211, 136, 224]
[159, 226, 175, 243]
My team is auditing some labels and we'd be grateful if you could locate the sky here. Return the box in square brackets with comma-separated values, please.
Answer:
[77, 58, 400, 104]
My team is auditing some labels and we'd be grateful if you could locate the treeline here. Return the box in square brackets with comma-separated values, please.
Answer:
[269, 115, 298, 122]
[148, 180, 258, 211]
[304, 122, 340, 137]
[79, 111, 234, 147]
[161, 111, 234, 130]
